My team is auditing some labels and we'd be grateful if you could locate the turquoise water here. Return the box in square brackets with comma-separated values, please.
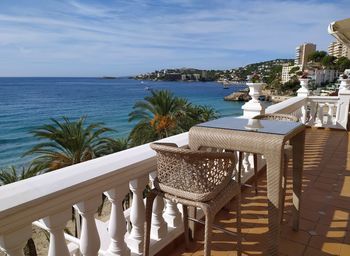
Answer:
[0, 77, 246, 168]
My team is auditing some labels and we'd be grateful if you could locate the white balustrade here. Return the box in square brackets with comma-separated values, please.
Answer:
[41, 209, 71, 256]
[266, 94, 345, 129]
[149, 172, 168, 240]
[0, 132, 189, 256]
[74, 196, 102, 256]
[104, 184, 130, 256]
[126, 176, 148, 254]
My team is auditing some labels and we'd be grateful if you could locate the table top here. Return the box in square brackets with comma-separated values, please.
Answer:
[196, 116, 303, 135]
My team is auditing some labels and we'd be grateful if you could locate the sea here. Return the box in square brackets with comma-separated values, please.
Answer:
[0, 77, 246, 169]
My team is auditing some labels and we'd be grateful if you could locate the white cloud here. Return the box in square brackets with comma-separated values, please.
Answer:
[0, 0, 348, 76]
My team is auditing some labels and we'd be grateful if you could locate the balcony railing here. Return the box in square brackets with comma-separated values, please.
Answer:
[1, 80, 349, 256]
[266, 95, 348, 129]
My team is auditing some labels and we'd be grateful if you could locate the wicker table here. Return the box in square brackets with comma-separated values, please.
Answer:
[189, 117, 305, 256]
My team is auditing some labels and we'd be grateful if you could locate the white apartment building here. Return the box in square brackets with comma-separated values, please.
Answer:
[328, 40, 350, 59]
[306, 68, 338, 86]
[295, 43, 316, 67]
[281, 64, 300, 83]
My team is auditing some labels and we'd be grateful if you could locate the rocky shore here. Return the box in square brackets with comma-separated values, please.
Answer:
[224, 90, 276, 102]
[224, 91, 251, 101]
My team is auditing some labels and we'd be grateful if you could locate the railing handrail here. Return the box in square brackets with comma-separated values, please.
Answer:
[0, 132, 188, 234]
[307, 95, 339, 102]
[266, 96, 307, 114]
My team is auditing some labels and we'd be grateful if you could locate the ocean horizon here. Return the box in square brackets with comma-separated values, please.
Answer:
[0, 77, 246, 169]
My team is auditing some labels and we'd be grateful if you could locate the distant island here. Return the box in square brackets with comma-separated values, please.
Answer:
[101, 76, 117, 79]
[133, 59, 294, 84]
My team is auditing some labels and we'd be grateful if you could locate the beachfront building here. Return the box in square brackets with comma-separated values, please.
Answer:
[328, 40, 350, 59]
[295, 43, 316, 67]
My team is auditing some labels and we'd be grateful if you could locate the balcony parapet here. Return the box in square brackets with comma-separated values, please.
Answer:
[0, 133, 189, 256]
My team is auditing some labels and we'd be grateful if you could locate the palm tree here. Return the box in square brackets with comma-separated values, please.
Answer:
[128, 90, 218, 146]
[0, 165, 42, 185]
[128, 90, 189, 145]
[99, 137, 129, 155]
[179, 105, 219, 130]
[24, 116, 112, 172]
[0, 165, 41, 256]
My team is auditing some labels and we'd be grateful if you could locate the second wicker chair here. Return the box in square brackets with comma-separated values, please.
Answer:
[144, 142, 241, 256]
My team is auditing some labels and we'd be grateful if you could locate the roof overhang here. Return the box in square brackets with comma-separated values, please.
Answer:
[328, 18, 350, 48]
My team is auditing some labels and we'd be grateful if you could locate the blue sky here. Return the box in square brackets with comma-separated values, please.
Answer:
[0, 0, 348, 77]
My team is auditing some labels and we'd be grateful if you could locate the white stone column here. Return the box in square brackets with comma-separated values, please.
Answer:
[337, 80, 350, 130]
[0, 225, 32, 256]
[297, 78, 310, 97]
[41, 209, 71, 256]
[104, 184, 130, 256]
[242, 152, 251, 175]
[74, 195, 102, 256]
[163, 199, 182, 228]
[242, 82, 265, 118]
[315, 103, 325, 127]
[126, 176, 148, 255]
[308, 101, 317, 125]
[300, 103, 307, 124]
[327, 103, 335, 125]
[149, 172, 168, 240]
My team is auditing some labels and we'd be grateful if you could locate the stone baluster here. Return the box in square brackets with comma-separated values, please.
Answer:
[74, 195, 102, 256]
[41, 209, 71, 256]
[327, 103, 335, 126]
[300, 102, 308, 124]
[149, 172, 168, 240]
[104, 183, 130, 256]
[163, 199, 182, 228]
[242, 152, 251, 175]
[0, 226, 32, 256]
[126, 176, 148, 255]
[308, 101, 317, 125]
[315, 103, 325, 127]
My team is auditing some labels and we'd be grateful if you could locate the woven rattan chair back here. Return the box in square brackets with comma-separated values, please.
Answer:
[253, 113, 299, 122]
[150, 143, 236, 202]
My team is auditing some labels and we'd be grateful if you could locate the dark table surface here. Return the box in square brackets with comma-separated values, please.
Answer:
[197, 117, 303, 135]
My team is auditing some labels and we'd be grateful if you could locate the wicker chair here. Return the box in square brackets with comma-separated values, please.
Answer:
[144, 143, 241, 256]
[238, 113, 298, 220]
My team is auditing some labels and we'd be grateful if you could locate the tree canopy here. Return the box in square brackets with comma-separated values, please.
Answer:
[24, 116, 113, 171]
[128, 90, 218, 145]
[308, 51, 327, 62]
